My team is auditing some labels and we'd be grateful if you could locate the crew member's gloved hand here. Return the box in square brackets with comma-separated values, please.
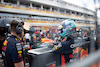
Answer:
[52, 42, 62, 52]
[48, 42, 59, 48]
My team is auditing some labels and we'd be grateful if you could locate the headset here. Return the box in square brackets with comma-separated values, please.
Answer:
[16, 21, 23, 35]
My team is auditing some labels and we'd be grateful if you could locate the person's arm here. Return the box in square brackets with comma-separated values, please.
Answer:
[52, 40, 72, 54]
[14, 61, 24, 67]
[10, 43, 24, 67]
[52, 42, 65, 54]
[82, 32, 85, 37]
[85, 32, 88, 38]
[83, 31, 88, 38]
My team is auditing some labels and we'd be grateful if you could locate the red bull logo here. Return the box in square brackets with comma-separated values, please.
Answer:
[18, 53, 22, 58]
[72, 47, 81, 54]
[21, 42, 23, 46]
[69, 53, 79, 58]
[80, 48, 88, 60]
[2, 46, 7, 51]
[69, 47, 81, 58]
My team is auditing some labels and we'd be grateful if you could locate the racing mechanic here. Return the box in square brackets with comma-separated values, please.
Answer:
[51, 19, 77, 66]
[2, 20, 25, 67]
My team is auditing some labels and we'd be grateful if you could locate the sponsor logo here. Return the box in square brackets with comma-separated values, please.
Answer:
[18, 51, 22, 54]
[45, 61, 56, 67]
[16, 43, 22, 51]
[3, 40, 7, 46]
[69, 53, 79, 58]
[70, 41, 90, 48]
[18, 53, 22, 58]
[15, 38, 18, 41]
[80, 48, 88, 60]
[48, 64, 56, 67]
[72, 47, 82, 54]
[2, 46, 7, 51]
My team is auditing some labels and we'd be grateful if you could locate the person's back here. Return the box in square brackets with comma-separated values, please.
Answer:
[2, 20, 25, 67]
[2, 35, 24, 67]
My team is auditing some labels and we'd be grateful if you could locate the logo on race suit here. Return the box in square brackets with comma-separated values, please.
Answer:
[48, 64, 56, 67]
[15, 38, 18, 41]
[18, 53, 22, 58]
[18, 51, 22, 58]
[16, 43, 22, 51]
[69, 53, 79, 58]
[2, 46, 7, 51]
[70, 43, 83, 48]
[70, 41, 90, 48]
[80, 48, 88, 60]
[3, 40, 8, 46]
[45, 61, 56, 67]
[16, 43, 22, 58]
[72, 47, 82, 54]
[18, 51, 22, 54]
[21, 42, 23, 46]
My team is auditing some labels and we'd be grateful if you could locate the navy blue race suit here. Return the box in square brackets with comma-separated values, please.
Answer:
[2, 35, 24, 67]
[52, 38, 74, 66]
